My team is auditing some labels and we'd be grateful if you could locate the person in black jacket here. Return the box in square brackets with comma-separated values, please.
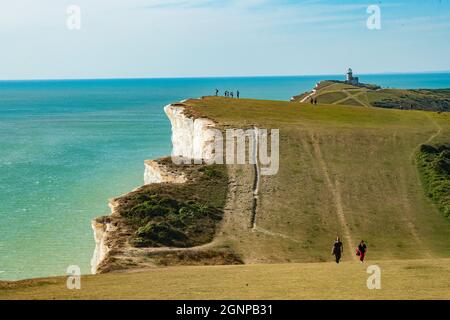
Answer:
[357, 240, 367, 263]
[332, 236, 343, 263]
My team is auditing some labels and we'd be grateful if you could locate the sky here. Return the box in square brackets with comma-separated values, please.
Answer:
[1, 0, 450, 80]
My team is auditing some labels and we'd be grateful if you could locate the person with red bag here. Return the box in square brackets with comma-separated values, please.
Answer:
[357, 240, 367, 263]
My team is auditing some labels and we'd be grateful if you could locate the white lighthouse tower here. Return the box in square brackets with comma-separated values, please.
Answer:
[345, 68, 359, 85]
[346, 68, 353, 81]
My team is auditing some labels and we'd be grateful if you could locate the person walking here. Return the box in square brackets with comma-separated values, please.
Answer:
[215, 89, 219, 96]
[237, 90, 240, 99]
[230, 91, 234, 98]
[332, 236, 343, 264]
[224, 90, 228, 97]
[357, 240, 367, 263]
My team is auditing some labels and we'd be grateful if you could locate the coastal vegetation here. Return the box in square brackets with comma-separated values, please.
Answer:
[416, 144, 450, 217]
[89, 159, 243, 273]
[121, 165, 227, 248]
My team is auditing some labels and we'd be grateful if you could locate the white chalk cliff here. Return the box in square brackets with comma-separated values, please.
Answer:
[90, 201, 118, 274]
[164, 104, 217, 164]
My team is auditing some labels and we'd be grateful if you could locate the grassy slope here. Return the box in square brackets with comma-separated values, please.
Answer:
[185, 97, 450, 262]
[293, 81, 450, 111]
[2, 97, 449, 299]
[2, 259, 450, 300]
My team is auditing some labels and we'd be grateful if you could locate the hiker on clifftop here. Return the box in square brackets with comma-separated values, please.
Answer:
[215, 89, 219, 96]
[230, 91, 234, 98]
[332, 236, 343, 264]
[237, 90, 240, 99]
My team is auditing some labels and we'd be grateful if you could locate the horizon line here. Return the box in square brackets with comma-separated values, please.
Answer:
[1, 70, 450, 82]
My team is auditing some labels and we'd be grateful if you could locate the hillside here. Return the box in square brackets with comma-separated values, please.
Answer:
[179, 97, 450, 264]
[2, 96, 450, 299]
[292, 80, 450, 111]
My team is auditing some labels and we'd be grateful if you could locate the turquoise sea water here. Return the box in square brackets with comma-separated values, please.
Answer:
[1, 73, 450, 280]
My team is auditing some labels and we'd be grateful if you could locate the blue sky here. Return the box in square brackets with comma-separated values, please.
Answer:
[1, 0, 450, 79]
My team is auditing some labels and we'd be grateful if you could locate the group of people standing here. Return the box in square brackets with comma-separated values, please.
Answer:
[332, 237, 367, 264]
[215, 89, 240, 99]
[310, 98, 318, 105]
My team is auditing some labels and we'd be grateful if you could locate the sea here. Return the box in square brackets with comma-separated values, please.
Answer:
[1, 73, 450, 280]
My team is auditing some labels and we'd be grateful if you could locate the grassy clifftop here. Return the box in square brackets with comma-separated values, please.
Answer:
[292, 80, 450, 111]
[182, 97, 450, 262]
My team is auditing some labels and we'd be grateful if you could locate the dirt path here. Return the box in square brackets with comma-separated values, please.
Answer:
[250, 128, 260, 229]
[252, 226, 301, 243]
[397, 168, 433, 259]
[309, 133, 356, 260]
[409, 112, 443, 162]
[300, 90, 316, 103]
[332, 90, 371, 107]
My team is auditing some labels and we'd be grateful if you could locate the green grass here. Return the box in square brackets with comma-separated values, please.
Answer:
[338, 97, 364, 106]
[293, 80, 450, 111]
[317, 82, 361, 92]
[2, 259, 450, 300]
[315, 91, 348, 104]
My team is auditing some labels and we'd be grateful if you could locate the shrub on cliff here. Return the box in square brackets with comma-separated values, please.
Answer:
[125, 195, 180, 224]
[134, 221, 188, 247]
[199, 166, 223, 179]
[130, 197, 222, 247]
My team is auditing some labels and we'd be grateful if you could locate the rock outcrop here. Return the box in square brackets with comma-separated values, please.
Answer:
[144, 159, 186, 184]
[90, 201, 118, 274]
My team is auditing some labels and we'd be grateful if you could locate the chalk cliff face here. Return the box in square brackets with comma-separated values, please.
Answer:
[164, 104, 217, 163]
[144, 160, 186, 184]
[90, 201, 118, 274]
[90, 102, 218, 274]
[90, 220, 109, 274]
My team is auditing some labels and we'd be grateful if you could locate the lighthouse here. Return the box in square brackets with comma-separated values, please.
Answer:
[345, 68, 359, 85]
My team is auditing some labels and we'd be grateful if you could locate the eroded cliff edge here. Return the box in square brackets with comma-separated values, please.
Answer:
[90, 102, 243, 274]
